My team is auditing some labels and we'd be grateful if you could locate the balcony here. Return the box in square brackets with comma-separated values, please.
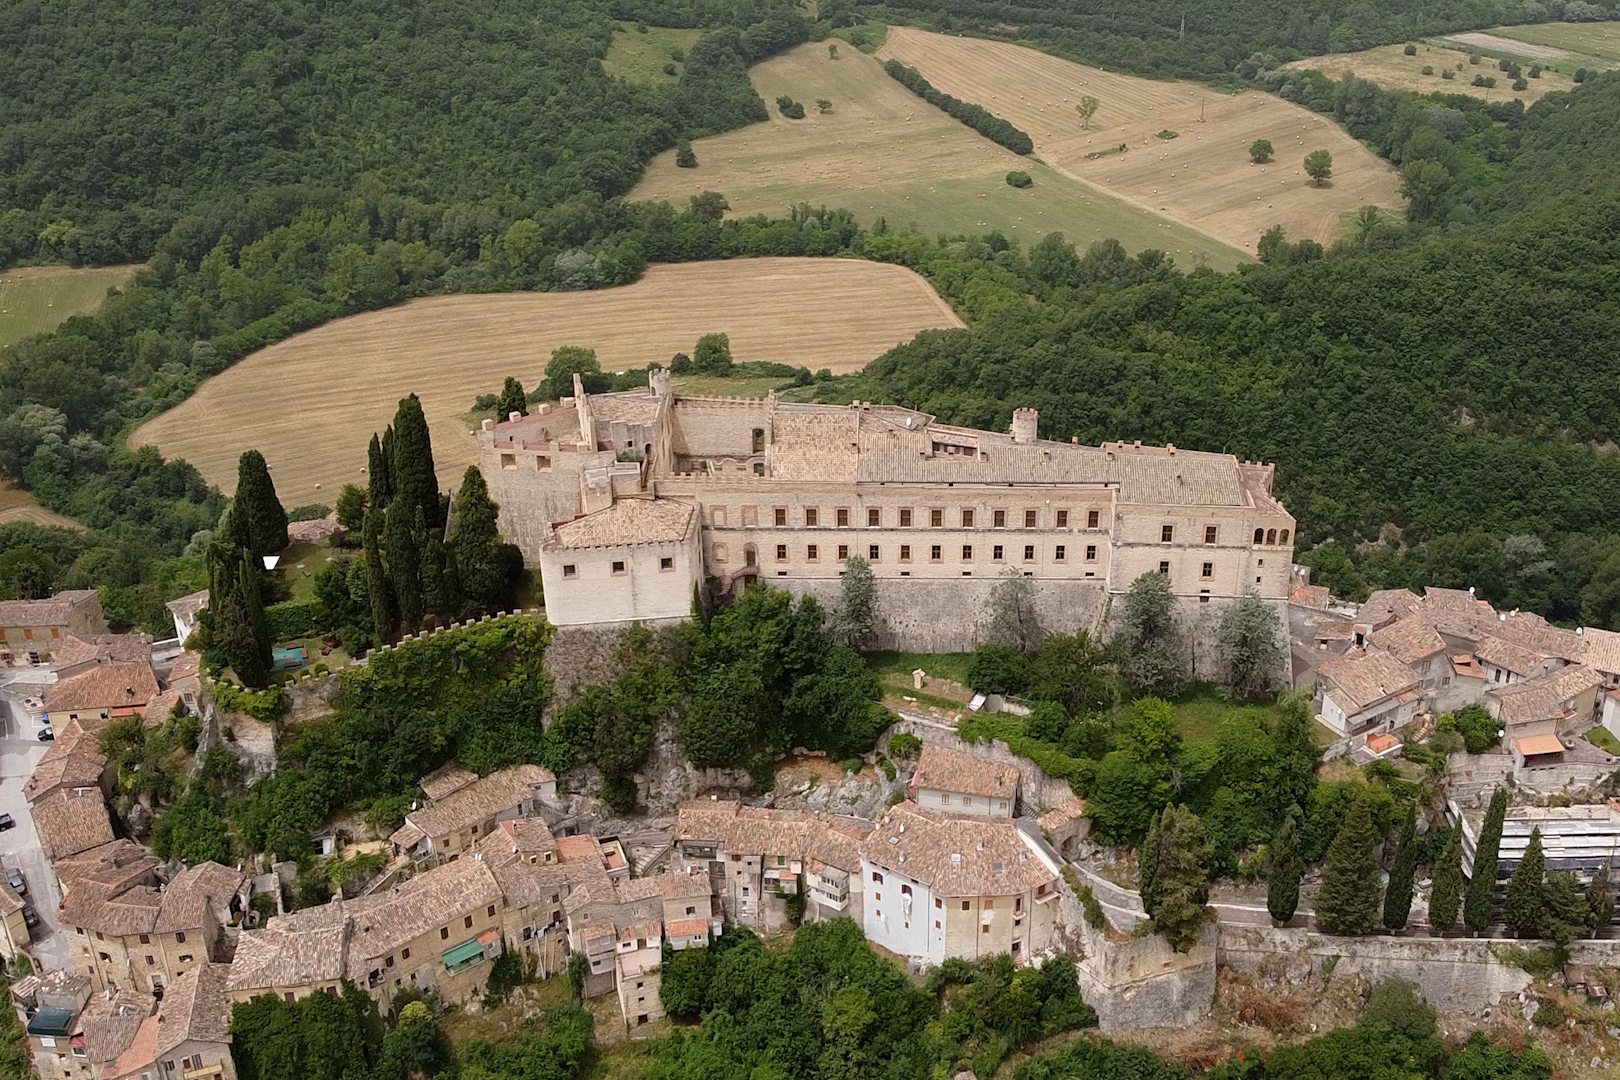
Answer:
[442, 939, 488, 975]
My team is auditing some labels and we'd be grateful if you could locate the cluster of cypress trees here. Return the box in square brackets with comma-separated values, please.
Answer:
[1464, 788, 1509, 933]
[204, 450, 289, 688]
[1502, 826, 1613, 946]
[362, 393, 517, 642]
[1139, 805, 1212, 952]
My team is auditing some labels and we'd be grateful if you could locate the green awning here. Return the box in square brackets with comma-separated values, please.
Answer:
[442, 939, 486, 969]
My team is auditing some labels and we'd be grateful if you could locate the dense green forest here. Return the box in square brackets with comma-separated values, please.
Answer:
[851, 0, 1595, 81]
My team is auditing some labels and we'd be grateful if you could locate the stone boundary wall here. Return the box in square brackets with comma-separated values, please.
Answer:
[883, 712, 1078, 813]
[1074, 917, 1217, 1031]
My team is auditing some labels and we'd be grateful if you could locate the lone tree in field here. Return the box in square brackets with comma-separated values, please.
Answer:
[830, 554, 877, 648]
[1303, 149, 1333, 186]
[1315, 799, 1382, 935]
[1076, 95, 1100, 129]
[495, 376, 527, 420]
[816, 98, 833, 113]
[1118, 570, 1185, 698]
[675, 139, 697, 168]
[1140, 804, 1211, 952]
[234, 449, 289, 557]
[1383, 803, 1420, 931]
[1267, 816, 1304, 924]
[1502, 826, 1545, 937]
[984, 565, 1043, 653]
[1216, 590, 1284, 701]
[828, 42, 839, 59]
[688, 190, 729, 223]
[1465, 787, 1509, 933]
[1249, 138, 1274, 163]
[693, 332, 734, 375]
[1428, 826, 1465, 932]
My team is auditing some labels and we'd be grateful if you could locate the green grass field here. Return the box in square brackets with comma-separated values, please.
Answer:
[602, 24, 702, 85]
[0, 265, 137, 349]
[631, 42, 1248, 270]
[1486, 22, 1620, 67]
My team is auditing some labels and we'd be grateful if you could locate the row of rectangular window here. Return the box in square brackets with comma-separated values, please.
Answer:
[777, 543, 1100, 563]
[744, 508, 1106, 529]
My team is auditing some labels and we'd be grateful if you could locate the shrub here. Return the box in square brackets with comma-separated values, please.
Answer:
[1529, 64, 1541, 78]
[1513, 77, 1528, 91]
[287, 503, 331, 522]
[879, 756, 897, 780]
[675, 139, 697, 168]
[1575, 68, 1587, 82]
[1441, 68, 1455, 80]
[1155, 129, 1178, 139]
[1469, 52, 1481, 64]
[209, 681, 289, 721]
[775, 95, 805, 119]
[1421, 65, 1434, 75]
[841, 756, 863, 773]
[1531, 1002, 1562, 1027]
[888, 732, 922, 758]
[1437, 705, 1498, 754]
[266, 600, 322, 640]
[662, 63, 676, 76]
[1404, 43, 1418, 55]
[1005, 170, 1033, 188]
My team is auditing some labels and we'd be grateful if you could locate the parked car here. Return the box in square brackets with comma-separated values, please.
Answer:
[5, 868, 24, 896]
[0, 815, 13, 831]
[36, 727, 53, 742]
[21, 907, 38, 929]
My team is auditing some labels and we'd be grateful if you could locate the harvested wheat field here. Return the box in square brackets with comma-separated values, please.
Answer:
[1287, 42, 1575, 102]
[130, 258, 962, 504]
[1455, 23, 1620, 69]
[878, 27, 1404, 250]
[0, 481, 83, 530]
[632, 41, 1247, 270]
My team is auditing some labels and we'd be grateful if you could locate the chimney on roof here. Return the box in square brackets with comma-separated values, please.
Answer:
[481, 418, 494, 432]
[509, 411, 522, 423]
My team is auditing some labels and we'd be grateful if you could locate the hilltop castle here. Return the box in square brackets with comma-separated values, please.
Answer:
[477, 370, 1296, 651]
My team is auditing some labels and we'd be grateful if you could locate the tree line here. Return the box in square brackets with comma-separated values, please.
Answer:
[883, 59, 1035, 154]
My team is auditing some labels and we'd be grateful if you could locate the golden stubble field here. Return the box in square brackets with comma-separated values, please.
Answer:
[878, 27, 1405, 250]
[631, 40, 1249, 269]
[1286, 41, 1576, 102]
[129, 258, 963, 503]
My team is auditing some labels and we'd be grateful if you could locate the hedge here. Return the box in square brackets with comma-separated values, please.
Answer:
[266, 600, 323, 641]
[884, 60, 1033, 155]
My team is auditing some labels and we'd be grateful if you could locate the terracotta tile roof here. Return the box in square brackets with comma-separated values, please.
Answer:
[401, 764, 553, 842]
[1314, 620, 1355, 641]
[1579, 627, 1620, 676]
[1359, 589, 1421, 625]
[108, 1015, 160, 1079]
[44, 660, 159, 715]
[51, 635, 152, 672]
[152, 963, 232, 1056]
[420, 762, 478, 802]
[547, 498, 695, 549]
[675, 800, 872, 872]
[24, 726, 106, 803]
[141, 690, 180, 728]
[163, 590, 209, 623]
[1450, 654, 1485, 680]
[346, 858, 503, 964]
[613, 877, 664, 904]
[1037, 798, 1087, 834]
[1290, 583, 1331, 608]
[0, 590, 99, 628]
[1369, 615, 1447, 665]
[484, 849, 573, 910]
[228, 902, 350, 993]
[80, 989, 156, 1072]
[1365, 732, 1401, 755]
[154, 862, 244, 933]
[1487, 664, 1604, 726]
[286, 512, 341, 543]
[860, 801, 1058, 898]
[555, 834, 604, 863]
[389, 822, 425, 850]
[1423, 587, 1486, 614]
[32, 788, 114, 861]
[1316, 650, 1420, 714]
[0, 882, 22, 917]
[496, 817, 558, 856]
[910, 744, 1021, 801]
[53, 840, 160, 898]
[167, 651, 201, 682]
[1474, 635, 1545, 676]
[1514, 734, 1565, 757]
[667, 918, 709, 937]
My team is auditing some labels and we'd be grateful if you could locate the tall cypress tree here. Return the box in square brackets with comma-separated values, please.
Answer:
[1267, 816, 1304, 924]
[1382, 804, 1420, 931]
[238, 555, 273, 677]
[234, 449, 289, 556]
[1138, 809, 1163, 915]
[495, 377, 527, 420]
[1428, 827, 1465, 933]
[385, 499, 423, 631]
[1141, 805, 1210, 953]
[450, 467, 508, 614]
[363, 507, 395, 643]
[1315, 800, 1382, 935]
[1590, 861, 1615, 933]
[367, 432, 393, 510]
[391, 394, 438, 526]
[1465, 788, 1509, 933]
[1502, 826, 1546, 936]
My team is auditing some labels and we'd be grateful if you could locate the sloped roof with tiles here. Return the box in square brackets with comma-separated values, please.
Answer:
[667, 917, 709, 937]
[1487, 664, 1604, 726]
[1316, 650, 1421, 715]
[1580, 627, 1620, 676]
[51, 635, 151, 672]
[675, 800, 872, 872]
[1515, 734, 1565, 757]
[228, 902, 350, 993]
[0, 590, 99, 628]
[154, 862, 244, 933]
[910, 744, 1021, 801]
[81, 989, 156, 1073]
[1359, 589, 1422, 626]
[1473, 635, 1546, 676]
[141, 690, 180, 727]
[346, 858, 503, 964]
[861, 801, 1058, 897]
[1037, 798, 1088, 834]
[25, 724, 106, 803]
[1369, 615, 1447, 665]
[44, 660, 159, 716]
[420, 762, 478, 802]
[164, 590, 209, 624]
[153, 963, 232, 1056]
[54, 840, 160, 898]
[32, 788, 114, 861]
[400, 764, 553, 841]
[547, 498, 695, 549]
[167, 651, 201, 683]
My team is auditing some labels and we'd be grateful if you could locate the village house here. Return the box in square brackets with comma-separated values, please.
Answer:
[9, 970, 98, 1080]
[32, 789, 116, 864]
[225, 902, 349, 1004]
[42, 654, 160, 732]
[474, 819, 572, 978]
[163, 652, 202, 715]
[858, 801, 1061, 967]
[99, 963, 234, 1080]
[24, 722, 114, 806]
[1312, 649, 1423, 738]
[479, 373, 1297, 649]
[0, 880, 30, 962]
[59, 860, 246, 996]
[674, 799, 872, 932]
[0, 592, 106, 667]
[162, 592, 208, 650]
[908, 743, 1021, 817]
[389, 764, 557, 865]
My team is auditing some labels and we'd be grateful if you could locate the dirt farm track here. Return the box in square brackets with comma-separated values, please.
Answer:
[129, 258, 963, 504]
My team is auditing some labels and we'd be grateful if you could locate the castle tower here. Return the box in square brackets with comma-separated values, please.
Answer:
[1010, 408, 1039, 445]
[649, 366, 673, 398]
